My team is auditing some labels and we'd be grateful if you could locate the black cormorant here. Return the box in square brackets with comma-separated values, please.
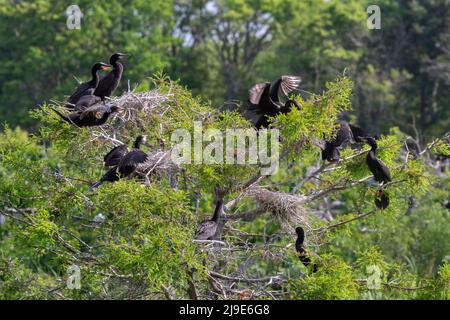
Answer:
[65, 62, 110, 109]
[196, 190, 226, 240]
[295, 226, 318, 272]
[247, 76, 301, 129]
[117, 136, 148, 179]
[319, 122, 356, 162]
[102, 135, 146, 168]
[94, 53, 127, 100]
[364, 137, 392, 184]
[90, 135, 148, 189]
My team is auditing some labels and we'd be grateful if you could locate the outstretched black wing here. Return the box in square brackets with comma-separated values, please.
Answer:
[279, 75, 302, 97]
[248, 82, 271, 106]
[104, 144, 129, 167]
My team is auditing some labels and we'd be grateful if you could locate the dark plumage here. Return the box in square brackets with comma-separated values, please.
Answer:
[117, 135, 148, 178]
[295, 227, 318, 272]
[65, 62, 110, 109]
[196, 190, 226, 240]
[90, 166, 120, 189]
[103, 144, 129, 167]
[52, 104, 119, 127]
[365, 137, 392, 183]
[320, 122, 356, 162]
[103, 135, 147, 167]
[247, 76, 301, 129]
[375, 189, 389, 209]
[94, 53, 127, 100]
[117, 149, 148, 178]
[348, 123, 370, 143]
[73, 94, 102, 111]
[90, 135, 148, 189]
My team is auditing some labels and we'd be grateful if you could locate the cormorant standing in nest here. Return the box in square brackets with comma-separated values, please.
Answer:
[196, 189, 227, 240]
[117, 136, 148, 179]
[65, 62, 110, 109]
[103, 139, 132, 167]
[52, 104, 119, 127]
[364, 137, 392, 184]
[295, 227, 318, 273]
[94, 53, 127, 100]
[374, 189, 389, 209]
[247, 76, 301, 129]
[90, 135, 148, 189]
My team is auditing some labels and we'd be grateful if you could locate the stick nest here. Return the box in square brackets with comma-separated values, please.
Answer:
[247, 187, 311, 234]
[135, 150, 180, 180]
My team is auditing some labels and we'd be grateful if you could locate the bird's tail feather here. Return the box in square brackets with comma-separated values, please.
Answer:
[89, 181, 103, 190]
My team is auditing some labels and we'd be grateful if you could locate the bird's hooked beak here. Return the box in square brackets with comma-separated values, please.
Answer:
[100, 65, 111, 71]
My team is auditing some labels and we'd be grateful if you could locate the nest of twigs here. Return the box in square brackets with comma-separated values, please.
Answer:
[84, 89, 176, 147]
[247, 187, 311, 234]
[135, 150, 180, 181]
[108, 90, 174, 124]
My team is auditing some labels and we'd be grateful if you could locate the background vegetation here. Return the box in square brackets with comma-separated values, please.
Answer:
[0, 0, 449, 300]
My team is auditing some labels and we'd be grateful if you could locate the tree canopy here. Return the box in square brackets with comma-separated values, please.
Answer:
[0, 0, 449, 300]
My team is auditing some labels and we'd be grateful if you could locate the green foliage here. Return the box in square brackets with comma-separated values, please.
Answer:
[0, 73, 448, 300]
[289, 255, 358, 300]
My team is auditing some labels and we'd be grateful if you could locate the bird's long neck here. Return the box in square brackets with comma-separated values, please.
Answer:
[370, 144, 377, 155]
[269, 79, 281, 102]
[211, 199, 223, 223]
[113, 61, 123, 77]
[91, 67, 100, 87]
[133, 138, 142, 149]
[296, 229, 305, 245]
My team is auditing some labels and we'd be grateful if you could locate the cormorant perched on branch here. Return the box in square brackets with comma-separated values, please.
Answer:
[375, 189, 389, 209]
[295, 227, 318, 272]
[65, 62, 110, 109]
[117, 136, 148, 178]
[94, 53, 127, 100]
[364, 137, 392, 184]
[196, 189, 227, 240]
[247, 76, 301, 129]
[319, 122, 371, 162]
[52, 104, 119, 127]
[90, 135, 148, 189]
[319, 122, 356, 162]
